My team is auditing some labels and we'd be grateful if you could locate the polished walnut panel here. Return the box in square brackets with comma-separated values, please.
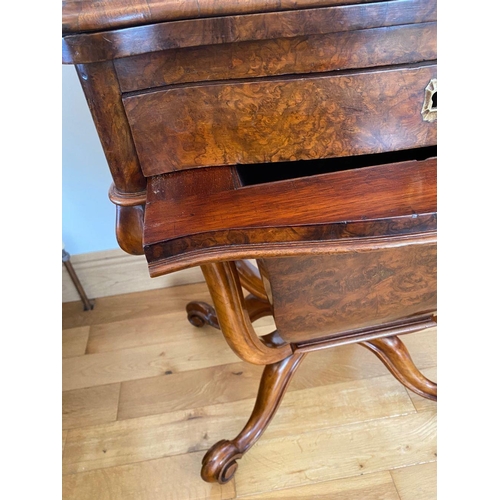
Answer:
[62, 0, 378, 34]
[75, 61, 146, 194]
[144, 158, 436, 274]
[74, 60, 148, 254]
[115, 23, 437, 92]
[62, 0, 436, 63]
[124, 63, 437, 174]
[259, 241, 437, 342]
[63, 0, 437, 485]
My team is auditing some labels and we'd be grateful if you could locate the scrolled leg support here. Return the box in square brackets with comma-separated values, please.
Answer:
[361, 335, 437, 401]
[201, 350, 305, 483]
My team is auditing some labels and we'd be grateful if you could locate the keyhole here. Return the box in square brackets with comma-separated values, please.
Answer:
[421, 79, 437, 122]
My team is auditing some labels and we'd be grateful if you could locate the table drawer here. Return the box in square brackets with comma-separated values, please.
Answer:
[123, 63, 437, 175]
[144, 152, 436, 276]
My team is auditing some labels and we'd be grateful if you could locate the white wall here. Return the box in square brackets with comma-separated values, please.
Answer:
[62, 65, 119, 255]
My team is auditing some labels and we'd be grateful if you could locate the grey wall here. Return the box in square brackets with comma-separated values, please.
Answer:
[62, 65, 119, 255]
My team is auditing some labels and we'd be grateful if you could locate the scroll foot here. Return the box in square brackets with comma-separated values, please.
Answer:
[201, 440, 242, 484]
[201, 350, 305, 483]
[186, 294, 272, 330]
[186, 301, 220, 329]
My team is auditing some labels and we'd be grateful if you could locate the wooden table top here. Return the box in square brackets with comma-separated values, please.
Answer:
[62, 0, 374, 34]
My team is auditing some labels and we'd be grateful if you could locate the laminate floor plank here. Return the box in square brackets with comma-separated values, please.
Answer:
[63, 373, 413, 475]
[117, 361, 261, 420]
[63, 326, 90, 358]
[239, 471, 401, 499]
[63, 383, 121, 430]
[391, 461, 437, 500]
[87, 314, 183, 354]
[118, 329, 436, 420]
[234, 411, 437, 496]
[62, 451, 236, 500]
[62, 329, 241, 391]
[87, 310, 275, 354]
[62, 283, 437, 499]
[62, 282, 211, 330]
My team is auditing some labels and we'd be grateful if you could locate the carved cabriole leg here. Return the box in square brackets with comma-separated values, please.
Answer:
[200, 261, 291, 365]
[361, 335, 437, 401]
[201, 349, 306, 483]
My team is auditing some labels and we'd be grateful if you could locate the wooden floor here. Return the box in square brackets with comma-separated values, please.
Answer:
[62, 281, 437, 500]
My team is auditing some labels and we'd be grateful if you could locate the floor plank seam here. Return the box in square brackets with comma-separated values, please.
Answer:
[62, 451, 209, 476]
[405, 387, 421, 413]
[234, 467, 419, 499]
[62, 410, 436, 478]
[81, 338, 236, 357]
[67, 370, 425, 429]
[112, 394, 417, 425]
[389, 458, 437, 472]
[65, 368, 412, 396]
[62, 286, 436, 498]
[389, 470, 404, 500]
[115, 382, 123, 422]
[83, 326, 92, 355]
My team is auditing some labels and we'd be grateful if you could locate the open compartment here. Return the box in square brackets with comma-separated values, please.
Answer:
[236, 146, 437, 186]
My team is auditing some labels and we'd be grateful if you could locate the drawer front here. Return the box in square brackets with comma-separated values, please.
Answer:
[259, 239, 437, 343]
[123, 63, 437, 175]
[144, 155, 436, 276]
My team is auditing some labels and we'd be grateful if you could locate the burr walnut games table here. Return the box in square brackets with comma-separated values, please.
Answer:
[62, 0, 437, 484]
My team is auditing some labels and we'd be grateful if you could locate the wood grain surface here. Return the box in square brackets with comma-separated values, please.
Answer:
[114, 327, 436, 420]
[391, 461, 437, 500]
[62, 283, 436, 498]
[234, 411, 436, 496]
[124, 63, 437, 174]
[63, 383, 121, 429]
[64, 374, 413, 474]
[144, 157, 436, 275]
[261, 242, 436, 341]
[242, 472, 401, 499]
[62, 1, 438, 492]
[74, 61, 145, 194]
[115, 23, 437, 91]
[62, 0, 378, 34]
[62, 0, 436, 63]
[63, 326, 90, 358]
[63, 451, 236, 500]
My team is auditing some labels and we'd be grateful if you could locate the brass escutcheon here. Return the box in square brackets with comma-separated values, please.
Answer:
[421, 78, 437, 122]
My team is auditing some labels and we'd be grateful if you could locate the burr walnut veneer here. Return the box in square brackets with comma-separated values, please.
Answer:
[63, 0, 437, 485]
